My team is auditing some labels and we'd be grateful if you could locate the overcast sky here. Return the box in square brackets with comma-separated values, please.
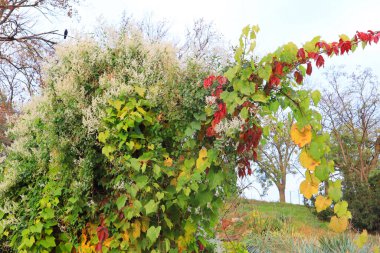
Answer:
[53, 0, 380, 202]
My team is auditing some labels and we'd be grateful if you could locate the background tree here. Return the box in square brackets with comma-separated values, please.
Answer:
[320, 66, 380, 231]
[254, 111, 298, 202]
[0, 0, 79, 107]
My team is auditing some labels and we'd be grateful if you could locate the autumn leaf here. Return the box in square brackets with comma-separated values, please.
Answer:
[329, 215, 348, 233]
[290, 123, 312, 147]
[315, 54, 325, 68]
[306, 62, 312, 75]
[196, 148, 208, 171]
[132, 220, 141, 239]
[294, 71, 303, 84]
[299, 149, 320, 171]
[300, 172, 320, 199]
[315, 195, 332, 212]
[164, 157, 173, 167]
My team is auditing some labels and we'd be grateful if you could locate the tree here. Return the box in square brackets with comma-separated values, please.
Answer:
[0, 0, 79, 106]
[320, 66, 380, 182]
[319, 66, 380, 231]
[255, 112, 298, 202]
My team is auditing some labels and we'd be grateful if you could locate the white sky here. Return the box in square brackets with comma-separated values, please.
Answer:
[52, 0, 380, 203]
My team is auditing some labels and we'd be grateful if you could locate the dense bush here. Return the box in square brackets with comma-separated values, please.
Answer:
[343, 172, 380, 232]
[0, 30, 236, 252]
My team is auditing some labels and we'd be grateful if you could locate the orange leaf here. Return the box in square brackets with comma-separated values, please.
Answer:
[315, 195, 332, 212]
[299, 149, 320, 170]
[290, 123, 312, 147]
[329, 215, 348, 232]
[164, 157, 173, 167]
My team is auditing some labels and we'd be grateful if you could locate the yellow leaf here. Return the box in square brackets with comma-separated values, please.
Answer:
[290, 124, 312, 148]
[196, 148, 208, 170]
[315, 195, 332, 212]
[300, 173, 320, 199]
[177, 236, 187, 253]
[103, 237, 113, 248]
[329, 215, 348, 233]
[122, 230, 130, 242]
[299, 149, 320, 171]
[164, 157, 173, 167]
[132, 220, 141, 239]
[184, 220, 197, 243]
[354, 229, 368, 249]
[373, 245, 380, 253]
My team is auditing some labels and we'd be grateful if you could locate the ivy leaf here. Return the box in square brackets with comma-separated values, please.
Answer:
[40, 236, 56, 248]
[98, 130, 109, 144]
[147, 226, 161, 245]
[41, 208, 55, 220]
[144, 200, 158, 215]
[116, 195, 127, 210]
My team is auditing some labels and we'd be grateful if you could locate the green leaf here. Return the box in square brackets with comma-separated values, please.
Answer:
[98, 130, 109, 143]
[197, 191, 213, 206]
[30, 223, 43, 234]
[224, 65, 239, 81]
[40, 236, 56, 248]
[24, 236, 35, 248]
[239, 107, 249, 119]
[135, 175, 149, 189]
[116, 195, 127, 210]
[144, 200, 158, 215]
[41, 208, 55, 220]
[334, 201, 348, 217]
[328, 180, 343, 202]
[146, 226, 161, 245]
[251, 91, 269, 103]
[304, 36, 321, 52]
[109, 99, 124, 111]
[311, 90, 321, 106]
[209, 171, 224, 189]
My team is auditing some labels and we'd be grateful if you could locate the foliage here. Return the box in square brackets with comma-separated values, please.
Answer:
[0, 22, 379, 252]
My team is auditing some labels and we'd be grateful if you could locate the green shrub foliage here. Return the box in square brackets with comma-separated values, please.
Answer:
[0, 32, 236, 252]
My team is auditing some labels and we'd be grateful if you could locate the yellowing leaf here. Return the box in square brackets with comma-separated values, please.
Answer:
[315, 195, 332, 212]
[103, 237, 113, 248]
[300, 173, 320, 199]
[334, 201, 348, 217]
[300, 180, 318, 199]
[299, 149, 320, 171]
[184, 220, 197, 243]
[354, 229, 368, 249]
[196, 148, 208, 170]
[329, 215, 348, 233]
[132, 220, 141, 239]
[373, 245, 380, 253]
[122, 230, 130, 242]
[290, 124, 312, 148]
[164, 157, 173, 167]
[177, 236, 187, 253]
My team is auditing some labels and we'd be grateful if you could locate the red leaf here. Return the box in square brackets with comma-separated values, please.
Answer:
[203, 75, 215, 89]
[315, 55, 325, 68]
[206, 126, 215, 137]
[339, 40, 351, 55]
[198, 240, 205, 251]
[221, 219, 232, 230]
[273, 61, 283, 76]
[306, 62, 312, 76]
[96, 226, 109, 242]
[95, 243, 103, 252]
[294, 71, 303, 84]
[297, 48, 306, 59]
[269, 74, 281, 86]
[307, 52, 317, 60]
[217, 76, 227, 85]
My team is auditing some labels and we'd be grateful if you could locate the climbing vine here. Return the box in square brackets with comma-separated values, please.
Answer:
[0, 25, 379, 252]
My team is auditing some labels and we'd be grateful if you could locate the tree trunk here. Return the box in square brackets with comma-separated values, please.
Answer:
[278, 184, 286, 203]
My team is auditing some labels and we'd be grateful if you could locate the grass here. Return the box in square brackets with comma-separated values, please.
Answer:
[218, 198, 380, 253]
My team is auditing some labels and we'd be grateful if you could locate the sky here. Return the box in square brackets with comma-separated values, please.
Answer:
[51, 0, 380, 203]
